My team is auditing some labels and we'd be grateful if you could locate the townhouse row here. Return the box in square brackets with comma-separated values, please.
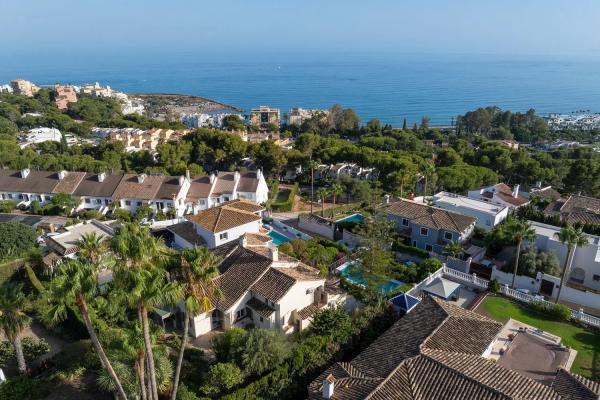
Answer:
[0, 168, 269, 216]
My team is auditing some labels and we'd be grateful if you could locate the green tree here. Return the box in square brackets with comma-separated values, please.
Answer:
[309, 307, 352, 344]
[241, 329, 291, 376]
[329, 183, 343, 218]
[0, 199, 16, 213]
[0, 221, 37, 262]
[51, 192, 79, 213]
[200, 363, 245, 396]
[498, 218, 536, 289]
[444, 241, 463, 258]
[554, 225, 588, 303]
[170, 247, 221, 400]
[212, 327, 248, 365]
[0, 283, 31, 375]
[316, 187, 329, 217]
[43, 260, 128, 399]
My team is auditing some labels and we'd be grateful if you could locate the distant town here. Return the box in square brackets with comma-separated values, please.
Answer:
[1, 78, 600, 400]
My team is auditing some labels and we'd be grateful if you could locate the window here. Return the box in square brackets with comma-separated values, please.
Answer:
[125, 200, 131, 206]
[96, 199, 102, 204]
[137, 201, 142, 206]
[235, 308, 246, 321]
[593, 274, 600, 282]
[220, 232, 228, 240]
[224, 196, 230, 202]
[412, 240, 417, 247]
[425, 244, 433, 252]
[259, 316, 264, 322]
[85, 198, 91, 204]
[420, 227, 428, 236]
[444, 231, 453, 240]
[0, 194, 4, 200]
[200, 200, 206, 205]
[402, 218, 409, 227]
[8, 194, 13, 199]
[18, 194, 23, 200]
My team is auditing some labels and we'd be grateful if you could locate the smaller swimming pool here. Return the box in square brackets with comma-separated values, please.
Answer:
[337, 261, 403, 295]
[268, 230, 291, 245]
[336, 213, 364, 224]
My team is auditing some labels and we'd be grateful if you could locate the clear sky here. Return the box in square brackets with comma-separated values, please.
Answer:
[1, 0, 599, 58]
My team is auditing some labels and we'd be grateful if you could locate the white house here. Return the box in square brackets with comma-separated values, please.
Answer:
[0, 169, 86, 207]
[432, 191, 509, 231]
[186, 236, 345, 337]
[20, 127, 63, 148]
[468, 183, 530, 210]
[530, 221, 600, 293]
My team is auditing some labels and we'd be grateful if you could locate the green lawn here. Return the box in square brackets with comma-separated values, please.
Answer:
[274, 188, 291, 203]
[477, 295, 600, 381]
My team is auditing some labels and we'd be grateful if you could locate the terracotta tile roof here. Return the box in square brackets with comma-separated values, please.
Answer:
[220, 198, 265, 213]
[545, 195, 600, 225]
[297, 303, 320, 320]
[553, 369, 600, 400]
[246, 296, 275, 318]
[237, 171, 260, 192]
[112, 174, 164, 200]
[250, 267, 296, 302]
[494, 183, 514, 195]
[73, 173, 124, 197]
[386, 199, 476, 233]
[186, 176, 213, 201]
[211, 172, 236, 196]
[0, 170, 64, 194]
[531, 187, 562, 201]
[167, 221, 207, 246]
[277, 263, 322, 281]
[186, 204, 261, 233]
[495, 191, 530, 207]
[155, 176, 185, 200]
[246, 232, 272, 246]
[308, 296, 569, 400]
[53, 171, 86, 193]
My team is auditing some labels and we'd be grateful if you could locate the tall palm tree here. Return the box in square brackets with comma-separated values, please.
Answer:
[444, 241, 463, 258]
[421, 162, 435, 196]
[170, 246, 221, 400]
[316, 187, 329, 217]
[111, 223, 181, 400]
[0, 282, 31, 375]
[554, 225, 588, 303]
[76, 231, 108, 266]
[44, 259, 128, 400]
[309, 158, 318, 215]
[330, 183, 343, 218]
[500, 217, 536, 289]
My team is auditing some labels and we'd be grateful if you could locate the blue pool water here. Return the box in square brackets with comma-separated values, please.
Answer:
[268, 230, 291, 246]
[337, 262, 402, 295]
[336, 214, 364, 224]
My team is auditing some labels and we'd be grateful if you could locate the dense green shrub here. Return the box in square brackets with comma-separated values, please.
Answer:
[529, 300, 572, 322]
[309, 307, 353, 344]
[0, 221, 37, 262]
[270, 183, 298, 212]
[488, 278, 500, 294]
[0, 199, 17, 213]
[0, 337, 51, 365]
[392, 240, 430, 258]
[201, 363, 245, 396]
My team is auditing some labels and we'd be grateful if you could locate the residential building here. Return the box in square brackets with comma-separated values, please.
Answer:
[79, 82, 113, 97]
[54, 85, 78, 109]
[494, 139, 520, 150]
[385, 199, 476, 254]
[104, 127, 189, 152]
[181, 234, 345, 337]
[316, 163, 378, 181]
[180, 111, 244, 128]
[287, 107, 325, 125]
[431, 191, 509, 230]
[171, 200, 264, 249]
[308, 295, 596, 400]
[250, 106, 280, 130]
[19, 127, 63, 148]
[0, 84, 14, 94]
[468, 182, 530, 209]
[544, 195, 600, 226]
[522, 183, 562, 201]
[530, 221, 600, 293]
[0, 169, 268, 218]
[10, 79, 40, 97]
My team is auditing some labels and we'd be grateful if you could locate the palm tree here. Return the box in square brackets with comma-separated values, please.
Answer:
[76, 231, 108, 266]
[444, 241, 463, 258]
[170, 247, 221, 400]
[421, 162, 435, 196]
[44, 259, 128, 400]
[111, 223, 181, 400]
[554, 225, 588, 303]
[0, 282, 31, 375]
[500, 217, 536, 289]
[316, 187, 329, 217]
[309, 158, 318, 215]
[330, 183, 343, 218]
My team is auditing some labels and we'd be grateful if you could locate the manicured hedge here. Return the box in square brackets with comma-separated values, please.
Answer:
[270, 183, 299, 212]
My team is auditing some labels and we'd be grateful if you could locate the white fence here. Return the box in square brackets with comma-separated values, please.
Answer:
[408, 266, 600, 329]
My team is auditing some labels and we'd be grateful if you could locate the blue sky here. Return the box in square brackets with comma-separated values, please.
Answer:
[1, 0, 599, 57]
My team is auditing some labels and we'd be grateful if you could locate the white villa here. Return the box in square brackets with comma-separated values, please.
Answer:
[468, 183, 530, 210]
[0, 168, 269, 218]
[432, 191, 509, 231]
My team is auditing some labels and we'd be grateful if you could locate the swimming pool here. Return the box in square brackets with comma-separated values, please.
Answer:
[268, 230, 291, 245]
[337, 261, 403, 295]
[336, 213, 364, 224]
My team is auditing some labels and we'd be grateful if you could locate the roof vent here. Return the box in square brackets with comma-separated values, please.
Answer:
[323, 374, 335, 399]
[137, 173, 147, 184]
[58, 170, 68, 180]
[20, 168, 30, 179]
[98, 172, 106, 183]
[269, 245, 279, 262]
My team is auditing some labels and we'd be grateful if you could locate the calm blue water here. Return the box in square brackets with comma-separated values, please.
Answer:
[338, 262, 402, 295]
[336, 213, 364, 224]
[3, 51, 600, 125]
[268, 230, 291, 246]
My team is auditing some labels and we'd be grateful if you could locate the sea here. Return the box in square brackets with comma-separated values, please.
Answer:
[2, 51, 600, 126]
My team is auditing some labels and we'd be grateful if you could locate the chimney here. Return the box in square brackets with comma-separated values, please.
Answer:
[512, 184, 520, 198]
[239, 233, 248, 248]
[256, 169, 263, 180]
[209, 173, 216, 184]
[178, 175, 185, 186]
[322, 375, 335, 399]
[137, 173, 147, 184]
[20, 168, 30, 179]
[98, 172, 106, 182]
[58, 170, 68, 180]
[269, 245, 279, 262]
[234, 170, 240, 183]
[384, 194, 391, 204]
[185, 169, 191, 180]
